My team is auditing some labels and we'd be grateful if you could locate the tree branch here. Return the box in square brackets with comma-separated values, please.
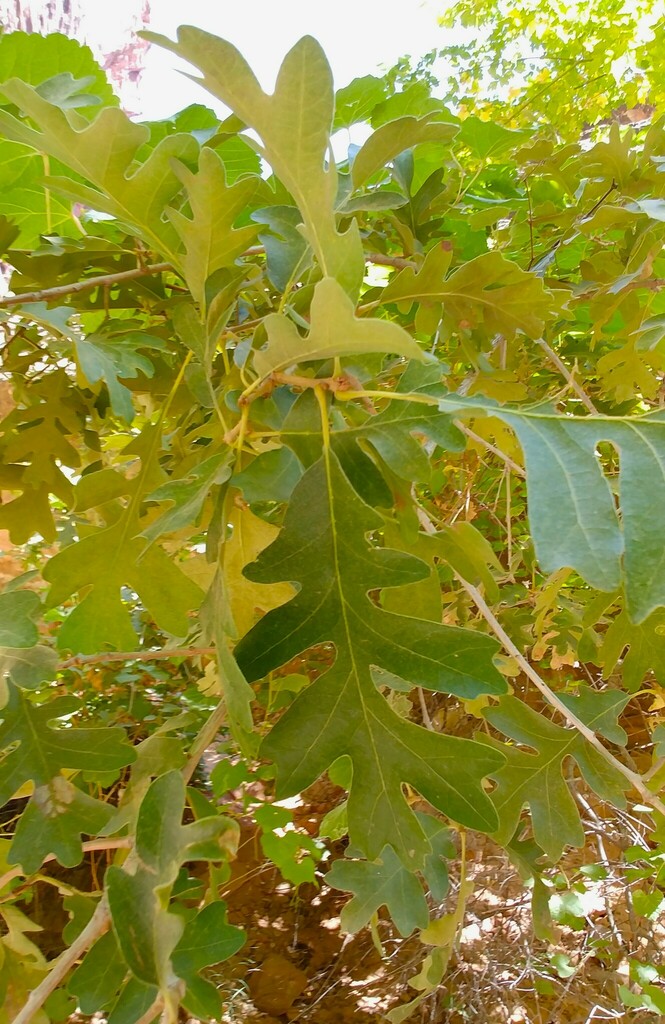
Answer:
[10, 898, 112, 1024]
[0, 250, 414, 311]
[59, 646, 215, 670]
[364, 252, 416, 270]
[0, 262, 172, 308]
[458, 575, 665, 819]
[0, 838, 133, 894]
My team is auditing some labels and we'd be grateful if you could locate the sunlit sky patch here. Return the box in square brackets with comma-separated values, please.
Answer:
[109, 0, 451, 119]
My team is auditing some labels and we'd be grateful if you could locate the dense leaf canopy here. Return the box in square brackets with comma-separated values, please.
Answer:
[0, 12, 664, 1022]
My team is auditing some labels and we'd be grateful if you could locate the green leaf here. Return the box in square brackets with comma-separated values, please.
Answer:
[382, 247, 554, 340]
[108, 844, 183, 988]
[255, 276, 426, 378]
[633, 888, 664, 920]
[108, 977, 158, 1024]
[0, 591, 40, 648]
[482, 695, 628, 860]
[333, 75, 387, 130]
[549, 890, 586, 929]
[0, 171, 73, 247]
[327, 845, 429, 936]
[256, 803, 322, 885]
[75, 333, 167, 423]
[9, 777, 114, 873]
[172, 902, 245, 1018]
[44, 519, 204, 653]
[146, 29, 364, 296]
[352, 115, 458, 188]
[484, 406, 665, 622]
[0, 81, 197, 263]
[142, 452, 233, 544]
[627, 198, 665, 222]
[167, 148, 258, 309]
[107, 771, 239, 988]
[236, 452, 506, 866]
[0, 31, 116, 106]
[457, 117, 531, 159]
[558, 685, 629, 745]
[599, 607, 665, 691]
[68, 931, 127, 1013]
[233, 447, 303, 504]
[201, 571, 256, 747]
[0, 683, 136, 806]
[394, 391, 665, 623]
[0, 643, 57, 695]
[252, 206, 312, 293]
[434, 522, 503, 603]
[346, 399, 464, 484]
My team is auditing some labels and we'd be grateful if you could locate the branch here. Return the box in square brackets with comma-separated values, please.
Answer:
[0, 250, 414, 311]
[0, 838, 133, 894]
[10, 897, 112, 1024]
[59, 646, 215, 670]
[365, 252, 416, 270]
[535, 337, 599, 414]
[457, 575, 665, 819]
[0, 262, 172, 308]
[135, 999, 164, 1024]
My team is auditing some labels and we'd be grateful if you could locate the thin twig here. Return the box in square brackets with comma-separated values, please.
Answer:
[417, 687, 435, 731]
[134, 999, 164, 1024]
[0, 837, 132, 894]
[535, 337, 599, 414]
[457, 575, 665, 818]
[454, 421, 527, 478]
[365, 252, 416, 270]
[0, 250, 414, 310]
[644, 755, 665, 782]
[575, 789, 622, 944]
[59, 645, 215, 670]
[0, 262, 172, 308]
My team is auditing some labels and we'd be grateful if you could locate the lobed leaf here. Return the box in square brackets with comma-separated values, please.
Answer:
[235, 452, 506, 866]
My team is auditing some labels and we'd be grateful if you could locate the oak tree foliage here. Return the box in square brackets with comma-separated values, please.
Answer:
[0, 13, 664, 1021]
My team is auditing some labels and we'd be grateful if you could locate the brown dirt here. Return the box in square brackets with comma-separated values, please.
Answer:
[210, 782, 664, 1023]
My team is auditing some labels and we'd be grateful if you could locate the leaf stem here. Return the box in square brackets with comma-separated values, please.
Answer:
[119, 349, 193, 553]
[457, 575, 665, 819]
[314, 385, 331, 450]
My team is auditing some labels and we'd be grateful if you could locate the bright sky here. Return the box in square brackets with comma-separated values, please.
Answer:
[132, 0, 452, 119]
